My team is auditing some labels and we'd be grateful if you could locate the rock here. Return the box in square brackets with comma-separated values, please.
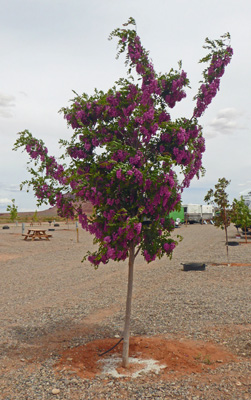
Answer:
[51, 388, 60, 395]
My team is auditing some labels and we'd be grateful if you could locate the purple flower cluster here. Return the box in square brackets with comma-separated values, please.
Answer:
[161, 71, 188, 108]
[193, 46, 233, 118]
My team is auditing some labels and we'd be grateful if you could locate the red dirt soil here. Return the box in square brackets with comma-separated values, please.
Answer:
[210, 262, 251, 266]
[55, 335, 237, 380]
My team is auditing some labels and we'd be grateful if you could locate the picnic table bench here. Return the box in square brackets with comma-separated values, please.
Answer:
[23, 229, 51, 241]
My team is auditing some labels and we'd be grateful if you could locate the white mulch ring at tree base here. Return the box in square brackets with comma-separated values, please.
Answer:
[98, 355, 166, 378]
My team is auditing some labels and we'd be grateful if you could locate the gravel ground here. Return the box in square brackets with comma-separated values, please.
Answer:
[0, 222, 251, 399]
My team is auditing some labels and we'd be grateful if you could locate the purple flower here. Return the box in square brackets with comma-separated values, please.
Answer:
[104, 236, 111, 244]
[116, 169, 122, 179]
[107, 247, 116, 259]
[134, 222, 142, 235]
[163, 243, 171, 252]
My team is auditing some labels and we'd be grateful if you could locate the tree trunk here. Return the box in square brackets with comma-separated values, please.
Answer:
[122, 242, 135, 368]
[245, 227, 247, 243]
[224, 208, 229, 263]
[225, 224, 229, 263]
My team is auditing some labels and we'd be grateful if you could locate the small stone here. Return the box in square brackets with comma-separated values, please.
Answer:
[67, 370, 76, 375]
[67, 357, 73, 361]
[216, 359, 223, 363]
[51, 388, 60, 395]
[236, 381, 242, 386]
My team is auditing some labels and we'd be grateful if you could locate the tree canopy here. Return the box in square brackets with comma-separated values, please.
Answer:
[14, 18, 233, 267]
[231, 196, 251, 242]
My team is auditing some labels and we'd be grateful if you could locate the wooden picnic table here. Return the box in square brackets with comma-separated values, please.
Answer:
[23, 229, 51, 241]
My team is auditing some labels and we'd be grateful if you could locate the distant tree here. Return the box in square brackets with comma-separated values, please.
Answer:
[231, 197, 251, 243]
[14, 18, 233, 367]
[32, 210, 38, 222]
[204, 178, 231, 260]
[6, 199, 18, 223]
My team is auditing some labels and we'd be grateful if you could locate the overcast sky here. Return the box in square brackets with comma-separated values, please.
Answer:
[1, 0, 251, 212]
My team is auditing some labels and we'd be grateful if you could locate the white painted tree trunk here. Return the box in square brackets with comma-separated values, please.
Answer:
[122, 242, 135, 368]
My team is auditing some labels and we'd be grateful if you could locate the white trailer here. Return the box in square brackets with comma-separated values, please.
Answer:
[182, 204, 214, 224]
[201, 205, 215, 221]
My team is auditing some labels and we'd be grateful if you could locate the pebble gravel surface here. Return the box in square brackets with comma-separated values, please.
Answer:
[0, 222, 250, 399]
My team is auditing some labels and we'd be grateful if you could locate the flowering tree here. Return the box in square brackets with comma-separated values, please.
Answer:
[204, 178, 231, 260]
[14, 18, 233, 367]
[231, 197, 251, 243]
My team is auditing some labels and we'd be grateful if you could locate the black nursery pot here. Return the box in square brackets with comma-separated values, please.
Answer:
[182, 262, 206, 271]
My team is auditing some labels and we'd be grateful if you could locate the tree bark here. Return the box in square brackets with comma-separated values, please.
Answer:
[225, 225, 229, 256]
[122, 242, 135, 368]
[224, 208, 229, 263]
[245, 227, 247, 243]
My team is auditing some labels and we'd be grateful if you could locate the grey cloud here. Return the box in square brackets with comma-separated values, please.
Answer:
[216, 108, 242, 118]
[210, 118, 237, 132]
[0, 197, 12, 204]
[18, 91, 28, 97]
[238, 180, 251, 187]
[204, 131, 219, 139]
[8, 184, 21, 192]
[0, 92, 15, 117]
[0, 183, 20, 192]
[205, 108, 246, 137]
